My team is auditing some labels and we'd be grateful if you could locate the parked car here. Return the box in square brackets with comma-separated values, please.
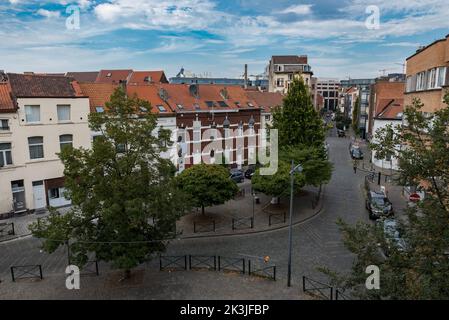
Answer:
[381, 218, 407, 255]
[244, 165, 256, 179]
[229, 169, 244, 183]
[337, 129, 346, 137]
[366, 191, 394, 220]
[351, 148, 364, 160]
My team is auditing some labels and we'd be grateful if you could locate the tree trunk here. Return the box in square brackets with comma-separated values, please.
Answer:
[201, 205, 205, 215]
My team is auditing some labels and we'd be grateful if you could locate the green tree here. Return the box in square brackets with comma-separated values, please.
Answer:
[271, 77, 325, 148]
[176, 164, 239, 215]
[251, 146, 332, 199]
[252, 76, 332, 201]
[30, 87, 190, 278]
[325, 94, 449, 299]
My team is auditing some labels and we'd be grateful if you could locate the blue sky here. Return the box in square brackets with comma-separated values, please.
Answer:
[1, 0, 448, 79]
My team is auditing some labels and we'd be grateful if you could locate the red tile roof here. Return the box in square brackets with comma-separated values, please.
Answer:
[127, 71, 168, 84]
[95, 69, 133, 84]
[78, 82, 119, 113]
[66, 71, 99, 82]
[8, 73, 84, 98]
[126, 84, 173, 114]
[376, 99, 404, 119]
[0, 82, 15, 113]
[246, 91, 284, 112]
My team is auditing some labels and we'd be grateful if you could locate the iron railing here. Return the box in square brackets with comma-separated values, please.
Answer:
[11, 265, 43, 282]
[217, 256, 245, 274]
[268, 212, 286, 226]
[193, 220, 216, 233]
[302, 276, 333, 300]
[248, 260, 276, 281]
[189, 255, 217, 271]
[159, 255, 188, 271]
[232, 217, 254, 230]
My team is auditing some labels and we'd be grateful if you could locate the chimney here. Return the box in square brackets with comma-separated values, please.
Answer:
[189, 83, 199, 98]
[244, 64, 248, 89]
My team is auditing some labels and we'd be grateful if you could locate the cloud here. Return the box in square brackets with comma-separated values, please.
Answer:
[278, 4, 313, 15]
[36, 9, 61, 18]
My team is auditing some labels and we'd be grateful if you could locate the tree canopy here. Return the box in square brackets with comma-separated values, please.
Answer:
[252, 76, 332, 199]
[30, 87, 190, 277]
[175, 164, 239, 215]
[271, 77, 326, 148]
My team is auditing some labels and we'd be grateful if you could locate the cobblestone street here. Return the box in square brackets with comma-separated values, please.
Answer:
[0, 127, 408, 299]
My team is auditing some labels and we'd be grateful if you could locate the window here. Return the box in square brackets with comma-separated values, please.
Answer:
[247, 102, 254, 107]
[49, 188, 60, 199]
[25, 105, 40, 123]
[416, 72, 426, 91]
[406, 76, 412, 92]
[193, 103, 200, 110]
[428, 68, 437, 89]
[437, 67, 447, 87]
[265, 115, 271, 121]
[217, 101, 228, 108]
[157, 105, 167, 112]
[57, 105, 71, 121]
[116, 143, 127, 153]
[276, 78, 284, 87]
[59, 134, 73, 151]
[95, 106, 104, 113]
[139, 106, 148, 113]
[0, 119, 9, 131]
[28, 136, 44, 159]
[205, 101, 215, 108]
[0, 143, 12, 166]
[176, 104, 184, 110]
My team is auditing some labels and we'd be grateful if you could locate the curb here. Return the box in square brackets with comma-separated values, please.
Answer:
[179, 186, 326, 240]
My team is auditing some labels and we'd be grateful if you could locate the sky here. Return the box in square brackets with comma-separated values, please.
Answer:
[0, 0, 448, 80]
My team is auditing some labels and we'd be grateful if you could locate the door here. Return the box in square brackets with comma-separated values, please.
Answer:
[11, 180, 26, 212]
[32, 181, 46, 209]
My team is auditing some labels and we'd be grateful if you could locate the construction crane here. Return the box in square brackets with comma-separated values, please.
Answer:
[378, 68, 396, 76]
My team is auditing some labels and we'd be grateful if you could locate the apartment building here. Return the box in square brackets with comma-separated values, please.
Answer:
[368, 79, 405, 170]
[341, 78, 375, 138]
[133, 83, 262, 172]
[316, 78, 340, 111]
[268, 55, 313, 94]
[404, 34, 449, 113]
[0, 73, 91, 216]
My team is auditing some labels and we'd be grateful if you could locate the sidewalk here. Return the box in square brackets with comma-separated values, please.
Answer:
[0, 183, 324, 242]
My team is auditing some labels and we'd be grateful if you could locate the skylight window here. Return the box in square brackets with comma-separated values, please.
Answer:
[194, 103, 200, 110]
[177, 104, 184, 110]
[157, 105, 167, 112]
[235, 102, 241, 107]
[95, 106, 104, 113]
[139, 106, 148, 113]
[106, 73, 112, 77]
[205, 101, 215, 108]
[247, 102, 254, 107]
[217, 101, 228, 108]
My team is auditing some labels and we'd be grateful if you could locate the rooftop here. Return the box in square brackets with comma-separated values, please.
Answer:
[272, 55, 308, 65]
[0, 82, 15, 113]
[7, 73, 84, 98]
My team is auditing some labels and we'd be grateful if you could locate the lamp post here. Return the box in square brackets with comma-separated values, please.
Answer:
[287, 160, 303, 287]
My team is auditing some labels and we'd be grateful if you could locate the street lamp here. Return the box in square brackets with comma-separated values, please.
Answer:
[287, 160, 303, 287]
